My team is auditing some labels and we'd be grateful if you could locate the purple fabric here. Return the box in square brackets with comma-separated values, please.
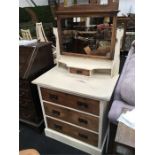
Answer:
[108, 100, 134, 124]
[108, 42, 135, 124]
[113, 44, 135, 101]
[120, 54, 135, 106]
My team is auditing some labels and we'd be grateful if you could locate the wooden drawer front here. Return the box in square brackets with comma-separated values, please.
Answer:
[19, 99, 33, 108]
[44, 102, 99, 132]
[46, 117, 98, 146]
[68, 95, 99, 115]
[20, 108, 35, 121]
[19, 89, 32, 100]
[19, 80, 29, 90]
[69, 67, 90, 76]
[41, 88, 99, 115]
[41, 88, 66, 105]
[19, 47, 33, 78]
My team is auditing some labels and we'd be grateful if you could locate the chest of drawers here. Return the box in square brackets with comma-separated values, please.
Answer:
[33, 66, 119, 154]
[40, 86, 108, 148]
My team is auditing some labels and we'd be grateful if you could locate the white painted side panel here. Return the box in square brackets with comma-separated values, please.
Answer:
[98, 101, 109, 148]
[111, 28, 124, 77]
[37, 86, 48, 128]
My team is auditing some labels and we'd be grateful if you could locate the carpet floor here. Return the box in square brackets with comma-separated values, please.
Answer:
[19, 123, 89, 155]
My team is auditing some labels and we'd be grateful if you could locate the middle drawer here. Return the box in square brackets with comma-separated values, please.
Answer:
[44, 102, 99, 132]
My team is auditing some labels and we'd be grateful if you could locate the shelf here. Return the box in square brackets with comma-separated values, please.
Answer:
[56, 55, 115, 77]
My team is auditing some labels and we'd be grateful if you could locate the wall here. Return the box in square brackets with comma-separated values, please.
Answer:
[19, 0, 48, 7]
[118, 0, 135, 16]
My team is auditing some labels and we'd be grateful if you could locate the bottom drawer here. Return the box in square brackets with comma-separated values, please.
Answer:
[46, 117, 98, 146]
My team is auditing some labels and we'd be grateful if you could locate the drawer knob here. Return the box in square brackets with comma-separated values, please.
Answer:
[78, 118, 88, 125]
[76, 70, 82, 74]
[54, 124, 62, 130]
[52, 110, 60, 116]
[77, 101, 88, 109]
[49, 94, 58, 101]
[78, 133, 88, 139]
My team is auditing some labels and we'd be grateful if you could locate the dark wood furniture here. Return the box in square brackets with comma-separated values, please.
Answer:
[55, 0, 119, 59]
[117, 16, 130, 50]
[117, 15, 135, 51]
[19, 42, 54, 128]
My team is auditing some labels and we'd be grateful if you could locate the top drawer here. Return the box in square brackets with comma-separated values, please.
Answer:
[40, 87, 99, 116]
[69, 67, 90, 76]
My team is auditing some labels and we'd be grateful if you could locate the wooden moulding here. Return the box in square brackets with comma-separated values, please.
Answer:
[57, 61, 112, 76]
[57, 52, 115, 76]
[55, 0, 119, 16]
[62, 52, 111, 60]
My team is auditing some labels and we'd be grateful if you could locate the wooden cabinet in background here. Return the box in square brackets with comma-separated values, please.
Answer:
[19, 42, 54, 128]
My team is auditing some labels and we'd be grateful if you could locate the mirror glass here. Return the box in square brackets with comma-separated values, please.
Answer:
[60, 16, 113, 57]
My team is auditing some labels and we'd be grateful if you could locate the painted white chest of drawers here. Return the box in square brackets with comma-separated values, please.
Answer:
[32, 66, 119, 155]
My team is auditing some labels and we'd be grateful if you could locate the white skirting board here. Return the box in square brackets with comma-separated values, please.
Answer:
[45, 128, 107, 155]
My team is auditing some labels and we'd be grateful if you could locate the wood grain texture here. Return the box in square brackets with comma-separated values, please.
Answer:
[56, 0, 119, 16]
[19, 42, 55, 127]
[46, 117, 98, 146]
[110, 16, 117, 59]
[44, 102, 99, 132]
[19, 42, 54, 79]
[115, 122, 135, 148]
[69, 67, 91, 76]
[19, 46, 34, 79]
[41, 87, 100, 115]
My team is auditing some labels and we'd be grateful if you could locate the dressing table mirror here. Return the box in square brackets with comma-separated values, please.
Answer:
[56, 0, 119, 60]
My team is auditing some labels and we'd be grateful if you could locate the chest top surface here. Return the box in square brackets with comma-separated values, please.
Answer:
[32, 66, 119, 101]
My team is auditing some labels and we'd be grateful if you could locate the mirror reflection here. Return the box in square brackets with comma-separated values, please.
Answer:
[60, 16, 113, 57]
